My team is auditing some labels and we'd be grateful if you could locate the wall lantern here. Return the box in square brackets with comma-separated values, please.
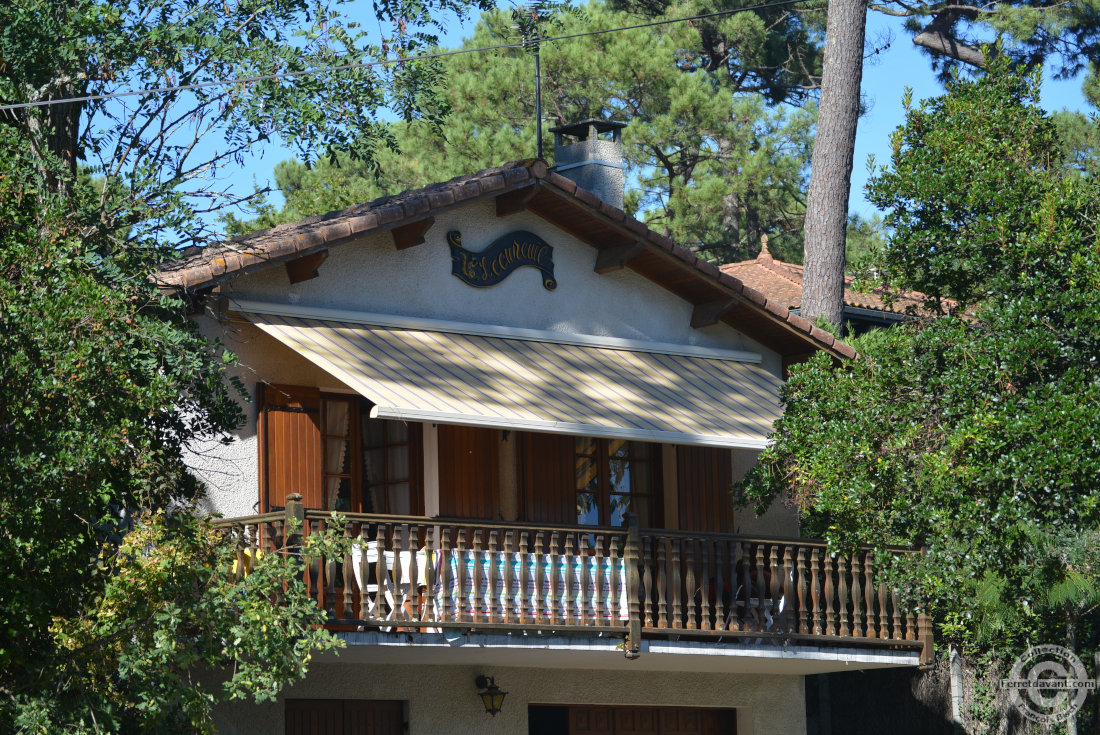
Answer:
[475, 675, 507, 716]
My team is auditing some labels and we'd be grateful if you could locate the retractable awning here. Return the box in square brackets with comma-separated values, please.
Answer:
[240, 303, 781, 449]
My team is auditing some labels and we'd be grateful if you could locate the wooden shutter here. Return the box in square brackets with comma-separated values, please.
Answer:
[571, 707, 615, 735]
[437, 424, 499, 518]
[343, 700, 403, 735]
[261, 384, 322, 512]
[519, 432, 575, 524]
[676, 446, 734, 533]
[285, 700, 403, 735]
[285, 699, 341, 735]
[615, 708, 659, 735]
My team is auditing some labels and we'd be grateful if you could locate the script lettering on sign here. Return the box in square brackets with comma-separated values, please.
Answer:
[448, 230, 557, 291]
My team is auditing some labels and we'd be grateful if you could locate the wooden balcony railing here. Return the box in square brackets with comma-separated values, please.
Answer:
[215, 494, 932, 663]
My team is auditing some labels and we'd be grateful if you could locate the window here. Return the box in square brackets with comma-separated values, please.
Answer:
[574, 438, 658, 527]
[261, 384, 421, 514]
[361, 415, 415, 515]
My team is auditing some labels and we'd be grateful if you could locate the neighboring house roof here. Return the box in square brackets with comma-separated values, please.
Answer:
[157, 160, 855, 361]
[719, 239, 933, 320]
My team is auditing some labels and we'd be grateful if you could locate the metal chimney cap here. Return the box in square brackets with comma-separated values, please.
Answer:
[549, 119, 627, 139]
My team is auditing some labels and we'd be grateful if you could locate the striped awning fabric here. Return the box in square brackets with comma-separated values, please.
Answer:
[244, 310, 781, 449]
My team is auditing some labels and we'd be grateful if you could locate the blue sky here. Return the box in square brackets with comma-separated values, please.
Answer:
[208, 7, 1093, 229]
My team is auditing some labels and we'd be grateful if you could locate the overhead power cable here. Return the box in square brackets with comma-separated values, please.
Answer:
[0, 0, 817, 113]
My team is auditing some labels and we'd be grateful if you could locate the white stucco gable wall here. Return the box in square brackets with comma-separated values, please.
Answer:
[218, 200, 784, 378]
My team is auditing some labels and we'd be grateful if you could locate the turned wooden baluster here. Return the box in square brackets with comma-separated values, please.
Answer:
[518, 530, 529, 625]
[670, 538, 683, 629]
[357, 524, 371, 619]
[638, 536, 651, 629]
[342, 521, 355, 620]
[781, 545, 795, 634]
[409, 525, 421, 622]
[700, 540, 712, 631]
[864, 554, 876, 639]
[534, 531, 546, 625]
[837, 555, 850, 636]
[438, 527, 453, 622]
[891, 588, 903, 641]
[485, 529, 497, 624]
[614, 534, 627, 627]
[714, 541, 726, 632]
[850, 552, 863, 637]
[730, 541, 743, 632]
[594, 535, 605, 626]
[503, 530, 515, 623]
[374, 522, 389, 620]
[906, 611, 919, 641]
[795, 547, 809, 635]
[823, 553, 836, 636]
[767, 545, 781, 631]
[578, 533, 590, 625]
[455, 528, 468, 623]
[484, 530, 497, 624]
[472, 530, 484, 624]
[625, 514, 641, 658]
[395, 525, 411, 622]
[684, 539, 697, 629]
[877, 581, 889, 639]
[809, 548, 821, 635]
[564, 532, 576, 626]
[549, 531, 561, 626]
[655, 537, 667, 629]
[753, 544, 767, 632]
[424, 525, 437, 623]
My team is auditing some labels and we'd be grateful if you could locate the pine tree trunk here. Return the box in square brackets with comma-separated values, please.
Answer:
[801, 0, 868, 329]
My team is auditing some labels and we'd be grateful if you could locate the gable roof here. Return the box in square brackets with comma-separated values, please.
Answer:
[719, 240, 931, 318]
[157, 160, 855, 361]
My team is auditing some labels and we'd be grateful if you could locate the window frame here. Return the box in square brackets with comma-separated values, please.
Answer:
[574, 437, 661, 528]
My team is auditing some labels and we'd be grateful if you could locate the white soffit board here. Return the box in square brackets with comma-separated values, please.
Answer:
[240, 306, 780, 450]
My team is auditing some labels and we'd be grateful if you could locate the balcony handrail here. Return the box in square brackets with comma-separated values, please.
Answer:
[213, 495, 933, 665]
[301, 509, 628, 537]
[638, 526, 918, 554]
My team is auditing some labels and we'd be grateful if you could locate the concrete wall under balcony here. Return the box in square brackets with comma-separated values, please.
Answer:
[210, 661, 805, 735]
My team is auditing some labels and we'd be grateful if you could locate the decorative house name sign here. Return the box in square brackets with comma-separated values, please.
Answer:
[448, 230, 557, 291]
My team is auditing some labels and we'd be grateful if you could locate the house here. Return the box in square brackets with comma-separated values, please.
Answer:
[720, 240, 933, 336]
[160, 120, 931, 735]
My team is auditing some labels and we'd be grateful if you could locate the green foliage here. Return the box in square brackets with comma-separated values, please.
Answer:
[889, 0, 1100, 81]
[0, 0, 491, 245]
[739, 61, 1100, 663]
[1052, 108, 1100, 178]
[0, 129, 349, 732]
[14, 512, 347, 734]
[224, 0, 818, 264]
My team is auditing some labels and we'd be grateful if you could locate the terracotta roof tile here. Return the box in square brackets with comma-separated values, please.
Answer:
[720, 249, 936, 317]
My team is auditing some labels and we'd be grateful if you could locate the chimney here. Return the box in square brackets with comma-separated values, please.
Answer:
[550, 119, 627, 210]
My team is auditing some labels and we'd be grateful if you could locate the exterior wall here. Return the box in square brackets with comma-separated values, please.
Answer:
[217, 200, 783, 378]
[211, 662, 805, 735]
[729, 448, 799, 538]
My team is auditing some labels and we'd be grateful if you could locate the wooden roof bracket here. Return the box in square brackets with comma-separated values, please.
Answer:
[495, 182, 542, 217]
[284, 248, 329, 284]
[690, 298, 738, 329]
[391, 216, 435, 250]
[594, 241, 646, 274]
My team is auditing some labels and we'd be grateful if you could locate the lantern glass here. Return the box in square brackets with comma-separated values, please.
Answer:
[476, 676, 507, 716]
